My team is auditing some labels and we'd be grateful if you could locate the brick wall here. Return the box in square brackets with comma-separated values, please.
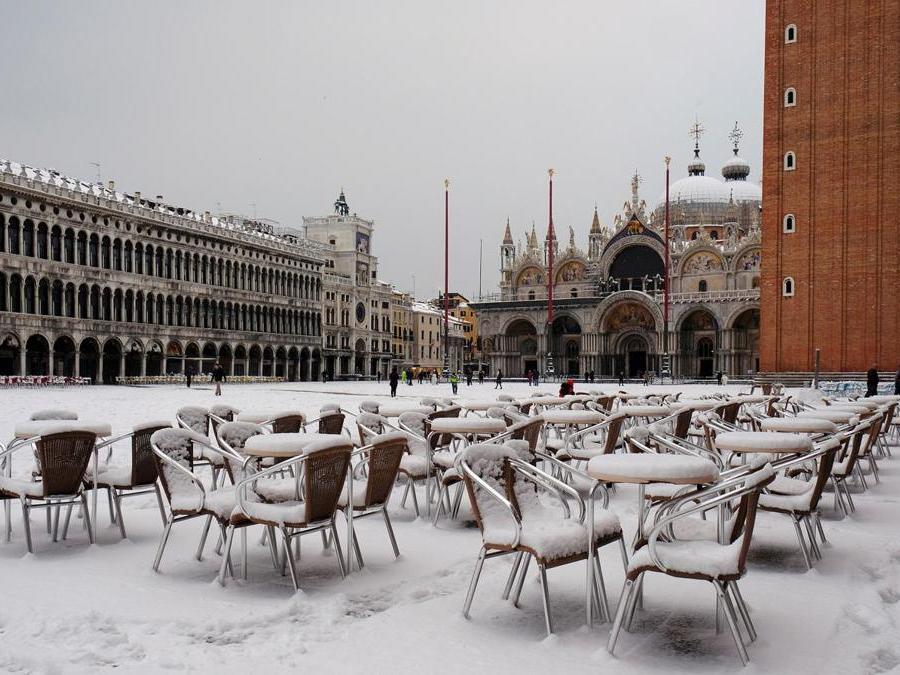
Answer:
[761, 0, 899, 372]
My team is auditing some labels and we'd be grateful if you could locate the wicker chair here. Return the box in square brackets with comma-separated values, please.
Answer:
[608, 464, 776, 666]
[85, 420, 171, 538]
[757, 437, 843, 569]
[175, 406, 222, 486]
[226, 437, 353, 590]
[338, 433, 407, 570]
[460, 443, 624, 635]
[0, 430, 98, 552]
[149, 428, 243, 573]
[317, 411, 346, 435]
[396, 411, 438, 515]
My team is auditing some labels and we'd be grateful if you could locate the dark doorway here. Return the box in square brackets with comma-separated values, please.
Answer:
[628, 350, 647, 378]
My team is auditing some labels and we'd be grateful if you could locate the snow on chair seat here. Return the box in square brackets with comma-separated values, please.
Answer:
[796, 409, 859, 425]
[714, 431, 813, 454]
[587, 453, 720, 485]
[760, 417, 838, 434]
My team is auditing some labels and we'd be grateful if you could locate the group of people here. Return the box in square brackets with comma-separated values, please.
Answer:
[183, 363, 227, 396]
[866, 364, 900, 397]
[388, 368, 490, 396]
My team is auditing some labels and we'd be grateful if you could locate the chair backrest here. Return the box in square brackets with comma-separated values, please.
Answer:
[320, 403, 341, 414]
[360, 434, 407, 507]
[36, 431, 97, 496]
[131, 422, 170, 486]
[303, 442, 352, 523]
[356, 412, 387, 443]
[318, 411, 345, 435]
[460, 443, 521, 534]
[216, 421, 266, 481]
[398, 411, 428, 438]
[209, 404, 239, 439]
[731, 466, 776, 574]
[176, 406, 209, 437]
[601, 415, 626, 455]
[150, 428, 203, 507]
[272, 413, 306, 434]
[509, 417, 544, 453]
[428, 407, 461, 448]
[719, 401, 741, 424]
[806, 439, 842, 511]
[672, 408, 693, 439]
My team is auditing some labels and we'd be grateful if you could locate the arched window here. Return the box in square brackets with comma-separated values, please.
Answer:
[527, 290, 536, 301]
[785, 24, 797, 43]
[784, 87, 796, 107]
[783, 213, 796, 233]
[709, 230, 719, 240]
[691, 231, 698, 240]
[784, 151, 796, 171]
[782, 277, 795, 297]
[570, 288, 578, 298]
[699, 279, 708, 292]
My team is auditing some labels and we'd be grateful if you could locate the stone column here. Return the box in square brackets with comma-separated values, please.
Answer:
[140, 353, 147, 377]
[19, 346, 27, 376]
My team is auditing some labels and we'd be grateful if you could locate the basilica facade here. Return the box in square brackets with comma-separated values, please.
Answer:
[474, 127, 763, 380]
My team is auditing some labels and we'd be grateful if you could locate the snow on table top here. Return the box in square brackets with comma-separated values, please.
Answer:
[587, 453, 719, 484]
[541, 409, 604, 425]
[520, 396, 568, 406]
[714, 431, 813, 454]
[796, 409, 859, 424]
[376, 404, 433, 417]
[674, 399, 720, 411]
[429, 418, 506, 434]
[759, 417, 838, 434]
[13, 419, 113, 438]
[243, 432, 351, 457]
[236, 410, 305, 423]
[619, 405, 671, 417]
[459, 401, 501, 411]
[29, 409, 79, 421]
[733, 394, 772, 404]
[868, 395, 900, 404]
[826, 404, 874, 414]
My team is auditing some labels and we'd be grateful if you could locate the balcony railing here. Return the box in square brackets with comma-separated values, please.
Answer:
[474, 288, 759, 305]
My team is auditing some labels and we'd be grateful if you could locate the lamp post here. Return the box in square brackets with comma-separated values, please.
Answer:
[663, 156, 671, 381]
[443, 178, 450, 379]
[545, 168, 555, 380]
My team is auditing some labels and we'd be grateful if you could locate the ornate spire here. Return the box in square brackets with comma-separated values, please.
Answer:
[568, 225, 576, 250]
[502, 217, 513, 244]
[528, 222, 539, 250]
[729, 121, 743, 156]
[688, 118, 706, 177]
[333, 188, 349, 216]
[590, 206, 602, 233]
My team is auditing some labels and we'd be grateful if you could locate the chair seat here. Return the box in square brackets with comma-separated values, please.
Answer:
[643, 483, 686, 500]
[669, 514, 738, 542]
[201, 448, 225, 466]
[236, 499, 307, 527]
[768, 475, 813, 496]
[169, 487, 235, 519]
[0, 476, 44, 498]
[628, 540, 742, 579]
[93, 463, 134, 488]
[254, 478, 301, 503]
[432, 451, 456, 469]
[400, 454, 428, 477]
[483, 508, 621, 562]
[758, 490, 814, 514]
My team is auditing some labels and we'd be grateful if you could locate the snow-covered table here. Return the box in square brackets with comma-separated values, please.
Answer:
[541, 409, 605, 426]
[825, 404, 873, 415]
[674, 399, 721, 411]
[235, 410, 305, 424]
[459, 401, 500, 416]
[243, 432, 345, 457]
[376, 404, 433, 418]
[713, 431, 812, 454]
[759, 417, 838, 434]
[796, 409, 859, 425]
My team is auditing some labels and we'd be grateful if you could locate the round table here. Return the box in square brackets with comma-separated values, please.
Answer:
[796, 409, 859, 425]
[825, 404, 873, 414]
[868, 395, 900, 404]
[674, 399, 721, 411]
[459, 401, 501, 415]
[620, 405, 671, 419]
[13, 420, 113, 439]
[377, 404, 433, 418]
[522, 396, 568, 408]
[243, 432, 346, 457]
[759, 417, 838, 434]
[541, 409, 605, 426]
[713, 431, 813, 455]
[236, 411, 304, 424]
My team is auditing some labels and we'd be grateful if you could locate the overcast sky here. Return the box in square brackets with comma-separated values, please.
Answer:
[0, 1, 764, 300]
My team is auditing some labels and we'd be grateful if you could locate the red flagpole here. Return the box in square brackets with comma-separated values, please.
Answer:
[443, 178, 449, 374]
[547, 168, 555, 324]
[664, 156, 671, 374]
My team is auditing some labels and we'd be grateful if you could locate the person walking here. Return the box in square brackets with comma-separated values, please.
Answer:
[526, 369, 533, 387]
[450, 371, 459, 395]
[478, 369, 485, 385]
[185, 365, 193, 388]
[211, 361, 226, 397]
[389, 367, 399, 398]
[866, 364, 879, 397]
[466, 370, 473, 386]
[716, 371, 723, 386]
[618, 371, 624, 387]
[894, 364, 900, 396]
[495, 369, 503, 390]
[431, 371, 438, 386]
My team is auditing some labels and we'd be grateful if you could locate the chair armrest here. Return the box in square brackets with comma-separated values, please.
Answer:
[460, 461, 520, 548]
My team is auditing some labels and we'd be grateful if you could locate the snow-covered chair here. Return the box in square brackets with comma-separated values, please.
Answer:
[608, 463, 776, 666]
[226, 437, 353, 590]
[175, 406, 222, 481]
[149, 428, 242, 573]
[87, 420, 171, 538]
[459, 443, 623, 635]
[359, 400, 380, 414]
[829, 419, 877, 513]
[554, 414, 625, 465]
[316, 410, 346, 435]
[338, 432, 407, 569]
[757, 437, 842, 569]
[0, 429, 98, 552]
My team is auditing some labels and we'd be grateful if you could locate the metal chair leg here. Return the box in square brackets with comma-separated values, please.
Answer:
[153, 516, 174, 571]
[21, 498, 33, 554]
[593, 555, 611, 623]
[281, 528, 300, 590]
[81, 494, 94, 544]
[195, 515, 213, 561]
[408, 479, 420, 516]
[813, 512, 827, 543]
[792, 517, 812, 569]
[217, 525, 235, 586]
[382, 508, 400, 558]
[154, 483, 167, 525]
[511, 555, 531, 607]
[113, 489, 127, 539]
[462, 547, 487, 618]
[607, 579, 635, 655]
[351, 529, 364, 570]
[331, 523, 347, 579]
[537, 564, 554, 635]
[715, 581, 750, 665]
[729, 581, 757, 642]
[502, 553, 524, 600]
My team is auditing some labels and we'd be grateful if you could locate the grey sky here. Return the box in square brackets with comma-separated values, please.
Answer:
[0, 1, 764, 300]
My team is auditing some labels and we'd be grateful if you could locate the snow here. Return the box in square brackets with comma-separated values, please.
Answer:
[714, 431, 813, 454]
[0, 380, 898, 674]
[541, 409, 605, 425]
[29, 408, 79, 421]
[759, 417, 839, 433]
[587, 453, 720, 485]
[13, 419, 113, 438]
[428, 417, 506, 434]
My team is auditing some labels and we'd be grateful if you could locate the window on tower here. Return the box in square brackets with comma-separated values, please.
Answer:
[699, 279, 708, 292]
[784, 151, 796, 171]
[783, 214, 796, 233]
[782, 277, 795, 297]
[784, 87, 796, 107]
[785, 24, 797, 43]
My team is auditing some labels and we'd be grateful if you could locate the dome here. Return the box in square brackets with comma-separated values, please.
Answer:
[659, 174, 731, 207]
[723, 180, 762, 202]
[722, 155, 751, 181]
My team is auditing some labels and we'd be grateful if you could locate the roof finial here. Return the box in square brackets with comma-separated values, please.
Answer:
[689, 117, 705, 159]
[729, 121, 743, 156]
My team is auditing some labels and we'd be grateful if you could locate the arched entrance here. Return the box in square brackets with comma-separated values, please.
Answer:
[185, 343, 200, 376]
[201, 342, 218, 374]
[274, 346, 287, 379]
[0, 334, 21, 375]
[248, 345, 261, 376]
[219, 344, 233, 376]
[145, 341, 164, 377]
[730, 308, 760, 377]
[234, 345, 247, 376]
[79, 338, 100, 383]
[262, 346, 274, 377]
[354, 339, 366, 376]
[311, 348, 322, 381]
[293, 347, 304, 382]
[125, 340, 143, 377]
[53, 336, 76, 377]
[102, 339, 122, 384]
[679, 309, 719, 378]
[504, 318, 538, 377]
[166, 341, 184, 375]
[26, 335, 51, 376]
[549, 315, 581, 377]
[620, 334, 650, 378]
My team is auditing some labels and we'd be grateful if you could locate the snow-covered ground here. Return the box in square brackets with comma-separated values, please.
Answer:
[0, 381, 898, 674]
